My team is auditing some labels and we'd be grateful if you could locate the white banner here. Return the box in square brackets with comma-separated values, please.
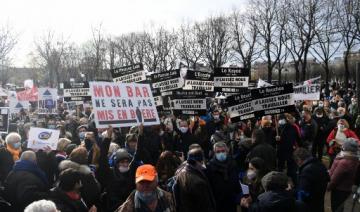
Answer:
[89, 81, 160, 128]
[8, 91, 30, 114]
[293, 84, 321, 101]
[257, 78, 273, 88]
[38, 88, 58, 114]
[213, 76, 249, 87]
[27, 127, 60, 150]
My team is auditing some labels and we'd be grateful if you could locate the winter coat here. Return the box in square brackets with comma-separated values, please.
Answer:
[247, 142, 276, 171]
[328, 154, 360, 192]
[277, 123, 300, 159]
[4, 160, 49, 212]
[206, 157, 241, 212]
[261, 127, 277, 147]
[58, 160, 101, 208]
[116, 188, 175, 212]
[299, 119, 318, 147]
[49, 187, 88, 212]
[313, 115, 329, 143]
[0, 147, 14, 184]
[297, 157, 329, 212]
[326, 128, 359, 155]
[174, 162, 216, 212]
[249, 190, 296, 212]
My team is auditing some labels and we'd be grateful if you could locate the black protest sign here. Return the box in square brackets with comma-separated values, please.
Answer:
[110, 63, 146, 83]
[183, 70, 214, 92]
[151, 70, 184, 92]
[0, 107, 9, 133]
[251, 84, 295, 117]
[214, 67, 250, 93]
[226, 91, 254, 122]
[63, 82, 91, 102]
[151, 88, 163, 108]
[171, 90, 207, 116]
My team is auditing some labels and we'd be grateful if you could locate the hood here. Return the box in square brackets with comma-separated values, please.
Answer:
[58, 160, 91, 175]
[258, 190, 295, 209]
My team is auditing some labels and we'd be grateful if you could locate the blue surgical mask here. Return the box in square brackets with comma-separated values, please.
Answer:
[78, 132, 85, 140]
[215, 152, 227, 162]
[135, 190, 157, 204]
[48, 125, 56, 129]
[12, 142, 21, 149]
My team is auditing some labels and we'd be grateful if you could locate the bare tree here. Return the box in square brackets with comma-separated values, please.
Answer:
[250, 0, 287, 82]
[311, 0, 343, 95]
[176, 23, 204, 69]
[34, 30, 67, 87]
[285, 0, 324, 82]
[90, 24, 107, 79]
[335, 0, 359, 89]
[195, 15, 232, 70]
[0, 24, 17, 62]
[230, 9, 260, 75]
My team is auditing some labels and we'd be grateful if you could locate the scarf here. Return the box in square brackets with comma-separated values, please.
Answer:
[13, 160, 49, 185]
[7, 146, 21, 161]
[134, 188, 170, 212]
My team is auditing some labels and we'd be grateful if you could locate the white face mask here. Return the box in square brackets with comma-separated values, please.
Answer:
[279, 119, 286, 125]
[213, 115, 220, 120]
[118, 166, 129, 173]
[316, 114, 323, 118]
[247, 170, 257, 180]
[179, 127, 188, 134]
[159, 131, 164, 136]
[338, 124, 345, 131]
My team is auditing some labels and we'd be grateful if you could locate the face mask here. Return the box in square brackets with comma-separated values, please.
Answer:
[215, 152, 227, 162]
[318, 103, 324, 107]
[118, 166, 129, 173]
[135, 190, 157, 204]
[279, 119, 286, 125]
[12, 142, 21, 149]
[213, 115, 220, 120]
[84, 139, 93, 151]
[247, 170, 257, 180]
[352, 101, 356, 105]
[338, 124, 345, 130]
[179, 127, 188, 134]
[78, 132, 85, 140]
[159, 131, 164, 136]
[316, 114, 323, 118]
[48, 124, 56, 129]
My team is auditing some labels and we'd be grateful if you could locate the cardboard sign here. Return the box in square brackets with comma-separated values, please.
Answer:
[0, 107, 9, 133]
[38, 88, 58, 114]
[293, 84, 321, 101]
[63, 82, 91, 102]
[226, 91, 254, 122]
[251, 84, 295, 117]
[183, 70, 214, 92]
[8, 91, 30, 114]
[151, 70, 184, 92]
[111, 63, 146, 83]
[171, 90, 207, 116]
[214, 67, 249, 93]
[28, 127, 60, 150]
[89, 81, 160, 128]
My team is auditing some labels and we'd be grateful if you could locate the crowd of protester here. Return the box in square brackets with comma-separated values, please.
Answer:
[0, 82, 359, 212]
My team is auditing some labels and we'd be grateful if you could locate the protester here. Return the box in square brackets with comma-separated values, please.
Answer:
[312, 107, 329, 160]
[155, 151, 181, 191]
[173, 148, 216, 212]
[206, 142, 240, 212]
[327, 139, 360, 212]
[116, 164, 175, 212]
[246, 129, 276, 171]
[299, 110, 318, 151]
[243, 157, 269, 201]
[4, 151, 49, 212]
[294, 148, 329, 212]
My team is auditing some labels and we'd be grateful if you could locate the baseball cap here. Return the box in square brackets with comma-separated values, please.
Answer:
[135, 164, 157, 183]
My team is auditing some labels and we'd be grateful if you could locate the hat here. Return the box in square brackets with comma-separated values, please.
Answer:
[114, 149, 132, 164]
[342, 139, 359, 153]
[261, 171, 288, 191]
[136, 164, 157, 183]
[77, 125, 88, 131]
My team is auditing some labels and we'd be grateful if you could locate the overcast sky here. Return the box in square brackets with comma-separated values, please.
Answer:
[1, 0, 247, 67]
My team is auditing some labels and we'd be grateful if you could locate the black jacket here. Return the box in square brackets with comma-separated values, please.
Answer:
[49, 188, 88, 212]
[247, 142, 276, 171]
[175, 162, 216, 212]
[4, 170, 49, 212]
[206, 157, 241, 212]
[0, 148, 14, 184]
[249, 190, 296, 212]
[58, 160, 101, 208]
[277, 124, 300, 159]
[297, 157, 329, 212]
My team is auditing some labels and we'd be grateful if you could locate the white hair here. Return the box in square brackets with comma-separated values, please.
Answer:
[5, 132, 21, 145]
[24, 200, 58, 212]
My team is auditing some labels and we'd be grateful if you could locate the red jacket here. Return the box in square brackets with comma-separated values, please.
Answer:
[326, 129, 360, 155]
[328, 155, 360, 192]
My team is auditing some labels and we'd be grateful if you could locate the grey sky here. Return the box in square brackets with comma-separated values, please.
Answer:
[1, 0, 247, 67]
